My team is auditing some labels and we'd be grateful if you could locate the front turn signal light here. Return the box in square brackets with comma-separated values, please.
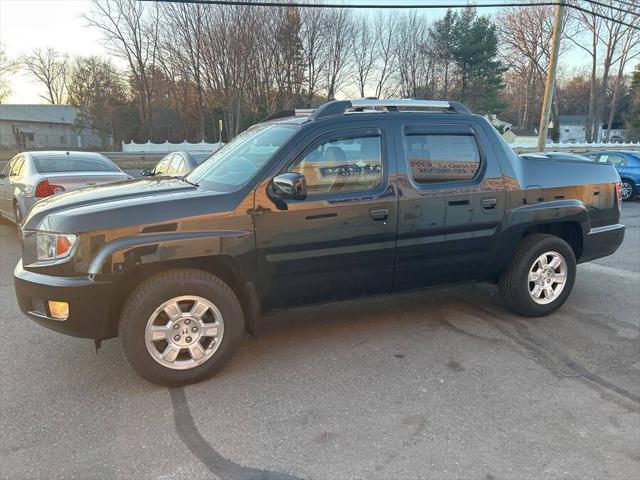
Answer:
[48, 301, 69, 321]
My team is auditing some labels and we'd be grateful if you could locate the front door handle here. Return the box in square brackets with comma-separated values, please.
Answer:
[481, 198, 497, 210]
[370, 208, 389, 221]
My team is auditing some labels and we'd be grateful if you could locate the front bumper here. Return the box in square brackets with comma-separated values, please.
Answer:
[580, 223, 625, 263]
[14, 260, 117, 340]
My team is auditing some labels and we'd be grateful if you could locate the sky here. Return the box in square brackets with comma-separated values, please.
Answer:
[0, 0, 602, 104]
[1, 0, 110, 103]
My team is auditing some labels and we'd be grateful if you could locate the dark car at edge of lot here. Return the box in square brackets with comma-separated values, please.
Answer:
[13, 99, 625, 386]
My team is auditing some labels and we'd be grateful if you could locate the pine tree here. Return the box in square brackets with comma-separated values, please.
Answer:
[430, 9, 456, 98]
[626, 63, 640, 141]
[451, 7, 506, 113]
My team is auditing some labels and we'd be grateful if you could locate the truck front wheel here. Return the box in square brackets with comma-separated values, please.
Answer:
[499, 234, 576, 317]
[119, 268, 245, 386]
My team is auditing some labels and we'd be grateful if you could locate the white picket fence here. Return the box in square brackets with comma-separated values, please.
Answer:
[122, 140, 224, 154]
[511, 140, 640, 150]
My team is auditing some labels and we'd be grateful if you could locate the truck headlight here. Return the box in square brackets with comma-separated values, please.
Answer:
[36, 232, 77, 261]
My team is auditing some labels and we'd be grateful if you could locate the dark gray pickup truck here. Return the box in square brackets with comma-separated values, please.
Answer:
[14, 99, 625, 385]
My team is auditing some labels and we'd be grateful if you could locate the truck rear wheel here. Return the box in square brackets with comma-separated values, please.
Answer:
[119, 268, 245, 386]
[499, 234, 576, 317]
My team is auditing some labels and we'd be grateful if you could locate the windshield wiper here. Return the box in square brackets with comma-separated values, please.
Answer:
[178, 176, 199, 188]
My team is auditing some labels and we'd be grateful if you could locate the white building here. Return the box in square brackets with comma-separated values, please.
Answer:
[0, 104, 109, 150]
[554, 115, 629, 143]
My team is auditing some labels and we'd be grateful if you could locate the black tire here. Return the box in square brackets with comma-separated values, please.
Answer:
[620, 179, 636, 201]
[120, 268, 245, 386]
[499, 234, 576, 317]
[13, 202, 22, 228]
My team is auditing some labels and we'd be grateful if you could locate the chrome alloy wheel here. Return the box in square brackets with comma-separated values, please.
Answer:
[144, 295, 224, 370]
[527, 251, 568, 305]
[620, 181, 633, 200]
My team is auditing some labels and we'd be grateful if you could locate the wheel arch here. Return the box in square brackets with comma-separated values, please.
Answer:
[105, 255, 259, 339]
[521, 221, 584, 261]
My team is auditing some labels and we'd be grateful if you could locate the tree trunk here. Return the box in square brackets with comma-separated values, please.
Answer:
[585, 32, 597, 143]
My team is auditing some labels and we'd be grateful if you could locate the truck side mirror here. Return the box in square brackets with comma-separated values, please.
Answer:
[271, 172, 307, 200]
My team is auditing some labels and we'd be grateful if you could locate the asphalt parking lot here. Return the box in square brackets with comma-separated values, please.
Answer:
[1, 202, 638, 480]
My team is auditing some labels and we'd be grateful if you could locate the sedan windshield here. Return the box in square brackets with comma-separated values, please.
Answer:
[186, 123, 299, 191]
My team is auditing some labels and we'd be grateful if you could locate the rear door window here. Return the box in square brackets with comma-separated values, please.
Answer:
[404, 133, 481, 183]
[154, 155, 173, 175]
[606, 154, 626, 167]
[167, 155, 185, 176]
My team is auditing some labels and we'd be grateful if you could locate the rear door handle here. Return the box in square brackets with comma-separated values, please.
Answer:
[370, 208, 389, 221]
[481, 198, 497, 210]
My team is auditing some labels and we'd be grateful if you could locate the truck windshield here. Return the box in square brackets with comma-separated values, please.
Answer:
[186, 123, 299, 191]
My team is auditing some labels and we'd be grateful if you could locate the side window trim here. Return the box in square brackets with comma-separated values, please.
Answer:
[285, 127, 387, 198]
[10, 157, 25, 177]
[402, 126, 485, 188]
[2, 158, 16, 176]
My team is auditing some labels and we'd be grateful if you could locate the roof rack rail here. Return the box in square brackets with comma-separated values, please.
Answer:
[310, 99, 470, 120]
[263, 109, 314, 121]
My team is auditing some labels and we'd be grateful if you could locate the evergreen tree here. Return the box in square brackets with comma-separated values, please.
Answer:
[451, 7, 506, 113]
[626, 63, 640, 141]
[430, 9, 457, 98]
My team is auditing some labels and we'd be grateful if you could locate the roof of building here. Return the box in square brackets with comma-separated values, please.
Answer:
[558, 115, 586, 125]
[511, 128, 538, 137]
[0, 104, 76, 125]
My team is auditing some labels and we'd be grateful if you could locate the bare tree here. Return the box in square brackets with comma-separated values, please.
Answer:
[86, 0, 160, 140]
[270, 6, 306, 109]
[300, 7, 328, 105]
[396, 12, 430, 98]
[498, 5, 572, 129]
[351, 14, 377, 98]
[159, 1, 206, 139]
[371, 13, 399, 98]
[606, 25, 640, 140]
[22, 48, 68, 104]
[566, 0, 636, 141]
[589, 1, 631, 141]
[323, 8, 355, 100]
[67, 56, 126, 148]
[0, 44, 18, 103]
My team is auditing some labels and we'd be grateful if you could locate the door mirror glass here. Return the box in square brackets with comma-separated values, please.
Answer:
[271, 172, 307, 200]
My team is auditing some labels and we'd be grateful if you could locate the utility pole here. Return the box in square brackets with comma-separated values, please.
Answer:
[537, 1, 564, 152]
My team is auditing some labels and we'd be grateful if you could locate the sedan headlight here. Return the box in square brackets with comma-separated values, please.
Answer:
[36, 232, 77, 261]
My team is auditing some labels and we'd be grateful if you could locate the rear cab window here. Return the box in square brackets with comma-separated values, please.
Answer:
[33, 155, 119, 173]
[402, 127, 482, 184]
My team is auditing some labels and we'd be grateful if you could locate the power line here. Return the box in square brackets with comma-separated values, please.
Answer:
[577, 0, 639, 16]
[569, 2, 640, 28]
[610, 0, 640, 9]
[144, 0, 640, 30]
[147, 0, 559, 9]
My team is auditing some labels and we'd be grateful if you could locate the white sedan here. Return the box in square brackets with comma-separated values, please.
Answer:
[0, 151, 131, 227]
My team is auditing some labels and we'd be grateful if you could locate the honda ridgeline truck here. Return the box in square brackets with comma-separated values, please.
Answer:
[14, 99, 625, 385]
